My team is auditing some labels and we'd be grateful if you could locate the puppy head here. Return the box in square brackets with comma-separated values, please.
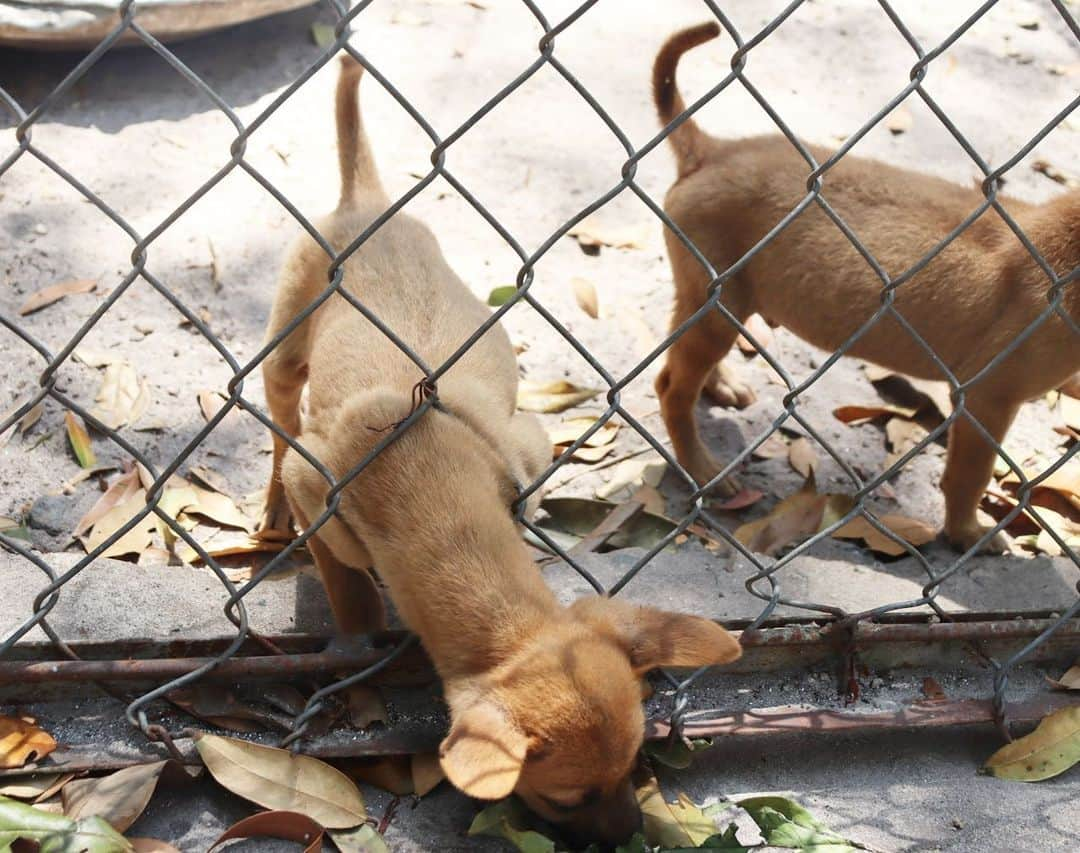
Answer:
[439, 598, 741, 846]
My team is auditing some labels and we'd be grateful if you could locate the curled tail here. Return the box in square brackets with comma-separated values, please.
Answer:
[336, 55, 386, 207]
[652, 21, 721, 177]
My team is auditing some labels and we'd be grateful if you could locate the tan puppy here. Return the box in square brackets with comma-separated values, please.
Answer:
[652, 22, 1080, 552]
[260, 57, 742, 845]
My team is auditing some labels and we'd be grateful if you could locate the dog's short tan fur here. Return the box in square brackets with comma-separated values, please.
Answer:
[653, 23, 1080, 552]
[260, 57, 742, 845]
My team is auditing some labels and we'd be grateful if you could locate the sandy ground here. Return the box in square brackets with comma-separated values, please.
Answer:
[1, 0, 1079, 850]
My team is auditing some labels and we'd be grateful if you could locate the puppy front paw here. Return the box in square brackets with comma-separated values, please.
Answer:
[946, 523, 1009, 554]
[256, 484, 295, 541]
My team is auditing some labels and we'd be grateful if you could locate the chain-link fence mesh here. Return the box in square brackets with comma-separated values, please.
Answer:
[1, 0, 1079, 761]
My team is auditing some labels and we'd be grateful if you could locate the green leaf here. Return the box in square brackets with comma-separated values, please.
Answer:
[0, 800, 132, 852]
[643, 737, 714, 770]
[664, 822, 752, 851]
[311, 22, 336, 48]
[468, 800, 555, 853]
[638, 775, 717, 849]
[735, 797, 856, 851]
[487, 285, 518, 307]
[65, 411, 97, 468]
[982, 705, 1080, 781]
[328, 824, 390, 853]
[39, 816, 133, 852]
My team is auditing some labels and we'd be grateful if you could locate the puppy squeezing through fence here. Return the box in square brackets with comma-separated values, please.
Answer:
[652, 22, 1080, 553]
[258, 55, 742, 845]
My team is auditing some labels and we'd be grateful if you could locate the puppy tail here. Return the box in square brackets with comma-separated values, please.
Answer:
[653, 21, 721, 176]
[336, 54, 386, 207]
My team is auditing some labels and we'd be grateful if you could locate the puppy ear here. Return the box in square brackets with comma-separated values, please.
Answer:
[572, 597, 742, 675]
[439, 699, 528, 799]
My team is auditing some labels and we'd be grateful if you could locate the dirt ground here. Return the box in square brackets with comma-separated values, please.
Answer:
[1, 0, 1079, 850]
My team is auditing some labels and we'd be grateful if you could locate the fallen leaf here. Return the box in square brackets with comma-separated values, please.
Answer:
[833, 403, 917, 424]
[91, 361, 150, 430]
[327, 823, 390, 853]
[787, 437, 817, 478]
[73, 347, 122, 368]
[643, 737, 713, 770]
[982, 706, 1080, 781]
[712, 488, 765, 511]
[209, 810, 325, 853]
[567, 216, 649, 251]
[735, 314, 774, 355]
[343, 756, 414, 795]
[18, 278, 97, 316]
[129, 840, 183, 853]
[517, 380, 600, 413]
[0, 798, 133, 852]
[571, 277, 599, 318]
[637, 774, 716, 848]
[863, 366, 953, 419]
[65, 411, 97, 468]
[186, 465, 231, 495]
[74, 467, 141, 539]
[197, 390, 238, 424]
[487, 285, 517, 307]
[539, 497, 677, 552]
[15, 401, 44, 435]
[734, 473, 846, 556]
[84, 488, 156, 559]
[751, 433, 788, 460]
[194, 732, 365, 828]
[885, 417, 929, 467]
[885, 106, 913, 135]
[596, 458, 667, 501]
[468, 799, 555, 853]
[168, 685, 295, 733]
[555, 443, 615, 464]
[62, 761, 183, 832]
[0, 716, 57, 769]
[0, 773, 72, 803]
[832, 514, 937, 556]
[154, 482, 199, 546]
[1047, 662, 1080, 691]
[310, 22, 336, 48]
[0, 517, 31, 542]
[180, 485, 254, 531]
[736, 795, 857, 850]
[175, 530, 284, 564]
[547, 416, 620, 449]
[411, 753, 445, 797]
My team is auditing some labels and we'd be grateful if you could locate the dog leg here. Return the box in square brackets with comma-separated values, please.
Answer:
[655, 317, 746, 497]
[941, 392, 1019, 553]
[261, 365, 304, 535]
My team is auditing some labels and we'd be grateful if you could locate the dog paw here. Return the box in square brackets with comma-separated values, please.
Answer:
[946, 525, 1010, 554]
[256, 497, 295, 541]
[703, 365, 756, 409]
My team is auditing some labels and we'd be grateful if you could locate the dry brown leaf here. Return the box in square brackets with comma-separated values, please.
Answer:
[187, 465, 231, 494]
[0, 715, 57, 768]
[547, 417, 619, 448]
[74, 467, 141, 538]
[130, 840, 183, 853]
[411, 753, 445, 797]
[18, 278, 97, 316]
[734, 473, 829, 556]
[735, 313, 774, 355]
[194, 732, 366, 828]
[345, 685, 387, 730]
[84, 488, 156, 559]
[571, 276, 599, 319]
[751, 433, 788, 460]
[17, 400, 44, 434]
[832, 514, 937, 556]
[209, 810, 325, 853]
[62, 761, 180, 832]
[788, 437, 817, 478]
[633, 484, 667, 516]
[91, 360, 150, 430]
[885, 106, 913, 135]
[343, 756, 414, 795]
[65, 411, 97, 468]
[517, 379, 600, 413]
[1048, 662, 1080, 691]
[155, 482, 200, 545]
[0, 772, 73, 801]
[596, 458, 667, 501]
[556, 443, 616, 464]
[181, 485, 254, 531]
[197, 390, 236, 424]
[567, 216, 649, 250]
[833, 403, 918, 424]
[175, 530, 285, 564]
[712, 488, 765, 510]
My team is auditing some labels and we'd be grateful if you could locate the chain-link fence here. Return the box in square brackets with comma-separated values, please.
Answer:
[1, 0, 1079, 770]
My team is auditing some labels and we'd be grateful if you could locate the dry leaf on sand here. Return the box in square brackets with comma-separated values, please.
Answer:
[18, 278, 97, 316]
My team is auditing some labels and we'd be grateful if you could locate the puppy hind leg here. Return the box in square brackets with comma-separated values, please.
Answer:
[656, 314, 747, 497]
[941, 392, 1019, 553]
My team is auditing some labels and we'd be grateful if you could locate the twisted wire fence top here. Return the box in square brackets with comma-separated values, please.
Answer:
[0, 0, 1078, 747]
